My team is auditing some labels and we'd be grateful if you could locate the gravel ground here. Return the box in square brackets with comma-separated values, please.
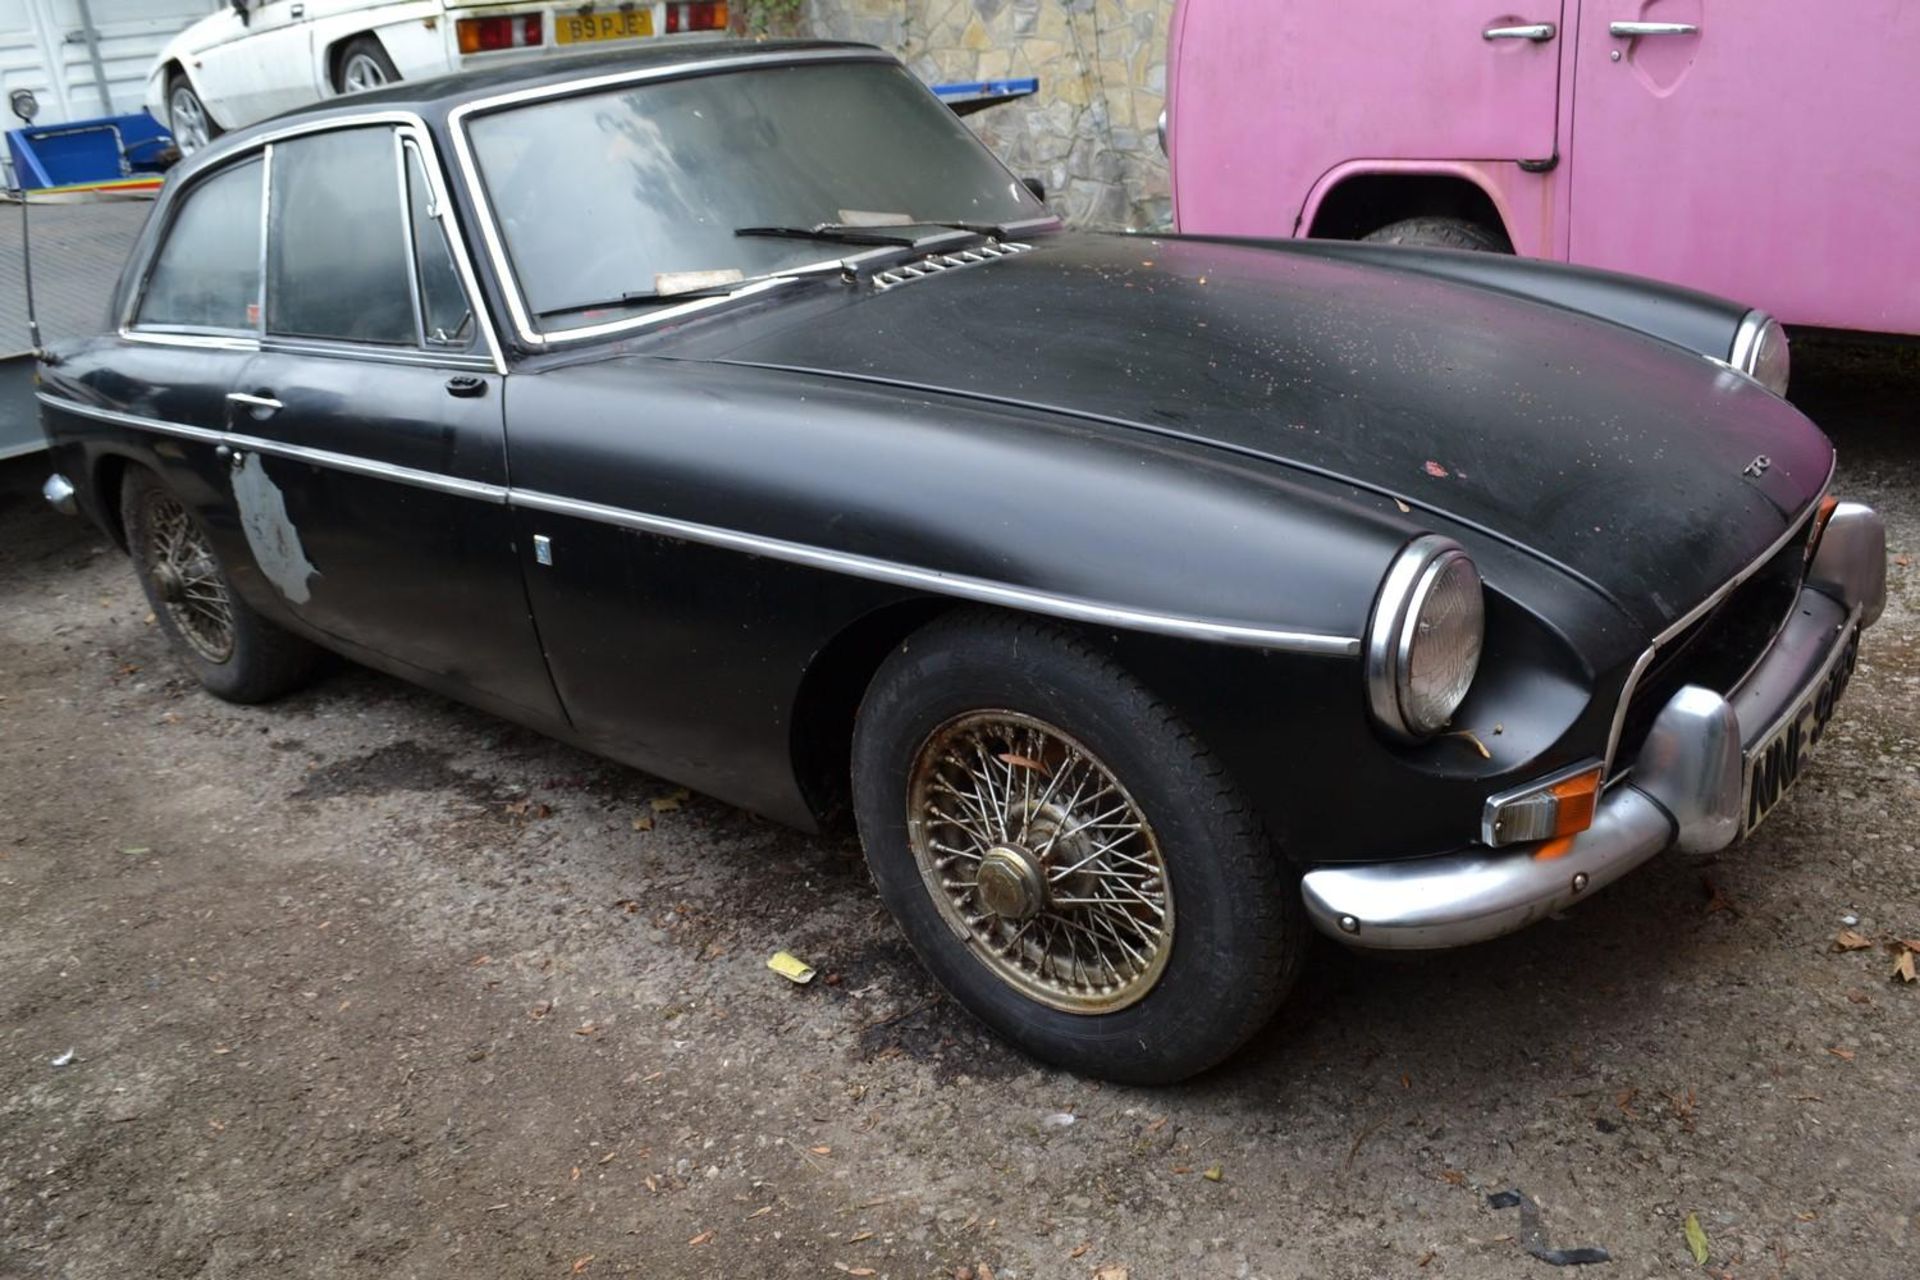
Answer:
[1, 343, 1915, 1280]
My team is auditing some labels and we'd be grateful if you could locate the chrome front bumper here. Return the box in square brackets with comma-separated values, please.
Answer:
[1301, 502, 1886, 950]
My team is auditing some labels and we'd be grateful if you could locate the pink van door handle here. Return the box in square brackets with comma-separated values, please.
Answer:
[1609, 21, 1699, 37]
[1483, 23, 1557, 41]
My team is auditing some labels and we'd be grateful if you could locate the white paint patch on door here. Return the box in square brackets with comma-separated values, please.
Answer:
[232, 452, 317, 604]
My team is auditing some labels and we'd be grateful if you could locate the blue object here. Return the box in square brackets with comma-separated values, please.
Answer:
[931, 77, 1039, 115]
[7, 111, 174, 191]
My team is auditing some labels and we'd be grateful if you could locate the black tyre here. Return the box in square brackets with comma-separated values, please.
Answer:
[122, 469, 321, 705]
[851, 611, 1306, 1083]
[166, 74, 219, 156]
[335, 37, 400, 94]
[1361, 215, 1512, 253]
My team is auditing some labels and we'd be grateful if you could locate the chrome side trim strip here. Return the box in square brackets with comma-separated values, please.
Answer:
[509, 488, 1361, 656]
[34, 393, 508, 503]
[1602, 456, 1836, 772]
[37, 391, 1360, 656]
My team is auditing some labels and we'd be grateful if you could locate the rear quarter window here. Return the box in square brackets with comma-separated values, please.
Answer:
[136, 158, 263, 332]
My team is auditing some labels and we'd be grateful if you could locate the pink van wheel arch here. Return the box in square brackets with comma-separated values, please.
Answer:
[1299, 161, 1544, 258]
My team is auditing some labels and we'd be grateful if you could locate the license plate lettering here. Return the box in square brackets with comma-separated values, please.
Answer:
[559, 12, 652, 43]
[1742, 628, 1859, 835]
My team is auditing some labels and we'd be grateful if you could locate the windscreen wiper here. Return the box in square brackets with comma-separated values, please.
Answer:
[732, 221, 981, 248]
[534, 260, 851, 319]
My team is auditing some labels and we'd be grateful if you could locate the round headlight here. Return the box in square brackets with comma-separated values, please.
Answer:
[1731, 311, 1790, 397]
[1366, 536, 1485, 741]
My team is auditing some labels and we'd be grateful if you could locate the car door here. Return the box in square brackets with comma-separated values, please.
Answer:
[1170, 0, 1567, 234]
[226, 123, 564, 726]
[1569, 0, 1920, 333]
[195, 0, 321, 126]
[110, 154, 268, 574]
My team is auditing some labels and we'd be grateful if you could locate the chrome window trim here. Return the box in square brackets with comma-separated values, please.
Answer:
[1601, 456, 1836, 774]
[36, 390, 1361, 658]
[120, 110, 507, 375]
[394, 131, 430, 349]
[443, 48, 1059, 348]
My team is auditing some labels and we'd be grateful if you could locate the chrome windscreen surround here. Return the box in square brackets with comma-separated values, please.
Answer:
[1365, 534, 1479, 741]
[871, 241, 1032, 291]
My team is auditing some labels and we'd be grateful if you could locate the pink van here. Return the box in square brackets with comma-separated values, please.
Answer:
[1166, 1, 1920, 336]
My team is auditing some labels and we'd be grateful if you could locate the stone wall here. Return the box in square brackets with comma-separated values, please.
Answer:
[803, 0, 1177, 231]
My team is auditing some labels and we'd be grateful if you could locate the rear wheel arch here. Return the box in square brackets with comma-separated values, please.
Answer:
[1306, 171, 1513, 247]
[328, 33, 399, 93]
[91, 453, 136, 549]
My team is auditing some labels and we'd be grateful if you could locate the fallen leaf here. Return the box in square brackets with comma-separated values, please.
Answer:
[529, 1000, 553, 1020]
[598, 1150, 616, 1164]
[845, 1230, 873, 1243]
[1144, 1115, 1167, 1132]
[570, 1166, 581, 1181]
[1201, 1165, 1223, 1182]
[651, 789, 690, 813]
[1417, 1251, 1436, 1268]
[1702, 875, 1732, 915]
[1069, 1242, 1092, 1259]
[687, 1230, 714, 1246]
[835, 1269, 876, 1278]
[575, 1022, 598, 1036]
[1423, 459, 1450, 478]
[570, 1256, 593, 1274]
[1684, 1211, 1709, 1265]
[212, 1045, 233, 1055]
[1394, 497, 1411, 513]
[630, 815, 653, 831]
[1893, 950, 1916, 984]
[1400, 1073, 1412, 1090]
[996, 752, 1050, 774]
[768, 951, 817, 984]
[1441, 1168, 1467, 1187]
[809, 1144, 832, 1156]
[1834, 929, 1874, 951]
[745, 1205, 773, 1219]
[1171, 1165, 1192, 1175]
[1093, 1267, 1130, 1280]
[1896, 554, 1911, 567]
[1827, 1046, 1856, 1061]
[1845, 989, 1871, 1005]
[1615, 1088, 1639, 1118]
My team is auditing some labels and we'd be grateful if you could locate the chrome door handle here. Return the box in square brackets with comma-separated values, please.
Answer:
[226, 391, 283, 414]
[1483, 23, 1556, 41]
[1610, 21, 1699, 37]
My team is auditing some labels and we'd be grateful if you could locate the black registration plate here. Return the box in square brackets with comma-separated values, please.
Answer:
[1743, 627, 1860, 835]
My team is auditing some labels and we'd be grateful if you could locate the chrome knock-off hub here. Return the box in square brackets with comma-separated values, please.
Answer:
[975, 845, 1048, 922]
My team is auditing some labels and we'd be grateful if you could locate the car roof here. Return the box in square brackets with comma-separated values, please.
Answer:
[286, 37, 885, 120]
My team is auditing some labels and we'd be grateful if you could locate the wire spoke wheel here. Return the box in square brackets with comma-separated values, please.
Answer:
[143, 492, 234, 664]
[906, 710, 1173, 1013]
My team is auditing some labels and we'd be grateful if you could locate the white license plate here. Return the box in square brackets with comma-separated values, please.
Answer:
[1742, 627, 1860, 835]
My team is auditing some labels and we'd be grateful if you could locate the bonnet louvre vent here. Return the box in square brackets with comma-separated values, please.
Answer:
[871, 241, 1032, 291]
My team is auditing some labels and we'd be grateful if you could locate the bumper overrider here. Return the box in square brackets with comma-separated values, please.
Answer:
[1302, 503, 1887, 950]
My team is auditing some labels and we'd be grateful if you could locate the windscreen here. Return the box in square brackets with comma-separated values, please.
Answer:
[466, 60, 1044, 329]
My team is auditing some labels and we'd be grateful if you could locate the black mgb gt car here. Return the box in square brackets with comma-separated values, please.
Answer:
[38, 42, 1886, 1083]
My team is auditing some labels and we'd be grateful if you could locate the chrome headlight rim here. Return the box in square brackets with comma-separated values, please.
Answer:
[1366, 535, 1484, 742]
[1729, 309, 1790, 397]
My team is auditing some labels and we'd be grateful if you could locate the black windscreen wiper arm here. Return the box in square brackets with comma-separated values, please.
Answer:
[733, 222, 980, 248]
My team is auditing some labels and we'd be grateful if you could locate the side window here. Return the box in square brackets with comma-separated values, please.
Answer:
[266, 129, 414, 344]
[136, 158, 263, 332]
[404, 143, 475, 349]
